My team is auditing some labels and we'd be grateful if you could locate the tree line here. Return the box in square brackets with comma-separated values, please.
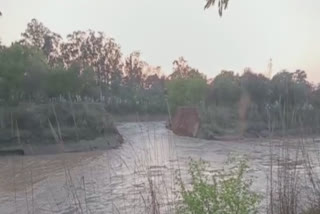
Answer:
[1, 19, 320, 133]
[168, 67, 320, 136]
[0, 19, 168, 113]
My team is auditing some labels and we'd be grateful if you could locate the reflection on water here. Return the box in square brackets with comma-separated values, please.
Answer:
[0, 122, 319, 214]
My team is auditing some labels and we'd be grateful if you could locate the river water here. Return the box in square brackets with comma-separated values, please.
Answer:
[0, 121, 319, 214]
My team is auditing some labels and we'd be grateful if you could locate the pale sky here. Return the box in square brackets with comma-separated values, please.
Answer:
[1, 0, 320, 82]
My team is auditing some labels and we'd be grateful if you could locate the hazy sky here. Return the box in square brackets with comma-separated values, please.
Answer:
[1, 0, 320, 82]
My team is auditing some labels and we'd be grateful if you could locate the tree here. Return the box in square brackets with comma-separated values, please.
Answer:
[208, 70, 241, 106]
[20, 19, 62, 65]
[311, 84, 320, 109]
[204, 0, 229, 16]
[240, 69, 271, 110]
[166, 57, 208, 112]
[144, 74, 164, 90]
[102, 37, 123, 87]
[167, 76, 207, 113]
[269, 70, 312, 129]
[170, 57, 205, 80]
[0, 41, 4, 51]
[61, 31, 123, 88]
[124, 51, 145, 90]
[271, 70, 311, 109]
[46, 66, 81, 98]
[79, 66, 100, 100]
[0, 44, 48, 103]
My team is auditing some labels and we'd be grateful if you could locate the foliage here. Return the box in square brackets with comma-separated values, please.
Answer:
[61, 30, 123, 87]
[200, 68, 320, 136]
[46, 66, 81, 98]
[177, 159, 260, 214]
[208, 70, 241, 106]
[271, 70, 311, 108]
[204, 0, 230, 16]
[166, 76, 207, 114]
[166, 57, 208, 113]
[124, 51, 145, 90]
[240, 69, 271, 110]
[0, 44, 48, 103]
[0, 19, 167, 114]
[20, 19, 62, 65]
[170, 57, 205, 80]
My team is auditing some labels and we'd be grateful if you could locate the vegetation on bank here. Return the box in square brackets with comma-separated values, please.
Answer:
[1, 19, 320, 138]
[178, 142, 320, 214]
[197, 69, 320, 138]
[0, 103, 123, 150]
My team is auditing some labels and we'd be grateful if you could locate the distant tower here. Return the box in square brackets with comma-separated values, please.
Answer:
[267, 58, 273, 79]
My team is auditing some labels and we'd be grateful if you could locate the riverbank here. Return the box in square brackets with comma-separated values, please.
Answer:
[0, 102, 123, 155]
[113, 113, 168, 123]
[0, 135, 122, 155]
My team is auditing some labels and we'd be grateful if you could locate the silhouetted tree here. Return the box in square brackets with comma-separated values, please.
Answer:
[124, 51, 145, 90]
[240, 69, 271, 110]
[208, 70, 241, 106]
[61, 31, 122, 88]
[20, 19, 62, 66]
[170, 57, 205, 80]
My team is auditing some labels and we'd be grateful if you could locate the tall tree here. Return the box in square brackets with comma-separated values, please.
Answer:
[124, 51, 145, 90]
[20, 19, 62, 65]
[102, 37, 123, 87]
[61, 30, 122, 88]
[0, 44, 48, 103]
[208, 70, 241, 106]
[170, 57, 204, 80]
[271, 70, 311, 109]
[240, 69, 271, 110]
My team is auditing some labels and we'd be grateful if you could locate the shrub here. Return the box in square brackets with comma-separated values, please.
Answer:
[177, 159, 261, 214]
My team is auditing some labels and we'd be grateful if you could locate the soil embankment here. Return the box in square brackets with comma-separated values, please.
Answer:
[0, 103, 123, 155]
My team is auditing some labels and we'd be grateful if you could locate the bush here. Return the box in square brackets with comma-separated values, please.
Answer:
[177, 159, 261, 214]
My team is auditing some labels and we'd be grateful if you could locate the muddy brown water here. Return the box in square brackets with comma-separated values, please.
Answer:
[0, 121, 319, 214]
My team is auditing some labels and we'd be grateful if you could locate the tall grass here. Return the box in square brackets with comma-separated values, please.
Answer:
[266, 111, 320, 214]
